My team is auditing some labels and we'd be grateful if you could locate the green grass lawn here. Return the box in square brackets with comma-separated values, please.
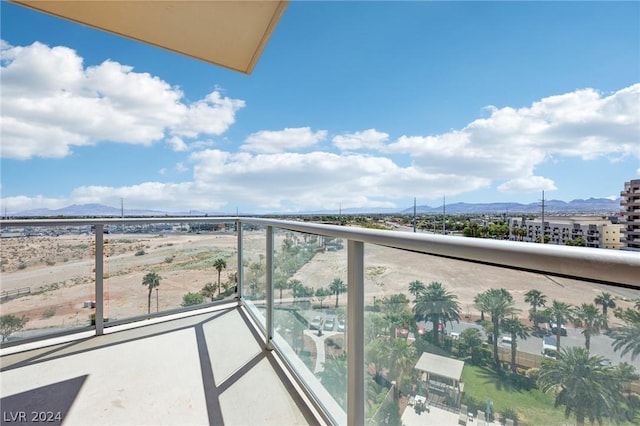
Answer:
[461, 365, 571, 426]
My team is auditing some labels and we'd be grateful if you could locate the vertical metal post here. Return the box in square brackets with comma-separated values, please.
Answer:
[236, 220, 243, 304]
[94, 224, 104, 336]
[265, 226, 274, 350]
[347, 240, 364, 425]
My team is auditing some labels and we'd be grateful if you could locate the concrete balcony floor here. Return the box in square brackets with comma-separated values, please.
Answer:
[1, 304, 321, 425]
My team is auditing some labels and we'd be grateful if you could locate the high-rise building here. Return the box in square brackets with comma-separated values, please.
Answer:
[620, 179, 640, 251]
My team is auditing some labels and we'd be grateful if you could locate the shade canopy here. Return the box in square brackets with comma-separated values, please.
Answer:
[414, 352, 464, 382]
[10, 0, 288, 74]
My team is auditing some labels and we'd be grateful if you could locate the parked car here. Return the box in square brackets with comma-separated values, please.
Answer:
[550, 323, 567, 336]
[310, 315, 324, 330]
[324, 317, 335, 331]
[499, 336, 513, 348]
[337, 319, 346, 332]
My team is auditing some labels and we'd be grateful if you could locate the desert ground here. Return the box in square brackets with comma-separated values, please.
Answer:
[1, 230, 637, 335]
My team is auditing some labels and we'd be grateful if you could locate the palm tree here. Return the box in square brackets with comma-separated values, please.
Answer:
[594, 292, 616, 329]
[408, 280, 425, 300]
[501, 317, 530, 373]
[538, 347, 626, 426]
[319, 354, 347, 410]
[213, 258, 227, 296]
[329, 278, 347, 308]
[388, 338, 417, 391]
[524, 289, 547, 331]
[545, 300, 574, 352]
[611, 307, 640, 361]
[288, 279, 303, 302]
[413, 281, 461, 344]
[459, 327, 483, 360]
[473, 293, 487, 321]
[474, 288, 518, 369]
[572, 303, 604, 351]
[142, 271, 161, 314]
[274, 272, 288, 303]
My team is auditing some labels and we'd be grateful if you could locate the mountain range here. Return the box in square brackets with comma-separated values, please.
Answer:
[6, 198, 622, 217]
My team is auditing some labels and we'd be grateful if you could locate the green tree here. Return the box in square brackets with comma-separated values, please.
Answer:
[319, 354, 347, 410]
[545, 300, 575, 352]
[413, 282, 461, 344]
[314, 287, 330, 308]
[538, 347, 628, 426]
[501, 317, 530, 373]
[474, 288, 518, 368]
[572, 303, 604, 351]
[213, 258, 227, 296]
[388, 338, 417, 391]
[0, 314, 28, 342]
[142, 271, 161, 314]
[329, 278, 347, 308]
[274, 272, 288, 304]
[524, 289, 547, 331]
[182, 291, 205, 306]
[379, 294, 413, 339]
[366, 337, 390, 376]
[288, 279, 303, 302]
[458, 327, 483, 359]
[201, 282, 217, 302]
[408, 280, 425, 299]
[594, 292, 616, 329]
[611, 307, 640, 361]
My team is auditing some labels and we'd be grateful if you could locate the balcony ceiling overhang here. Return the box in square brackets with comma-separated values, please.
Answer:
[9, 0, 288, 74]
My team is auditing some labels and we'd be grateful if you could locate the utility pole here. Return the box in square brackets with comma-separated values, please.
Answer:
[541, 190, 545, 244]
[442, 195, 446, 234]
[121, 198, 124, 233]
[413, 197, 416, 233]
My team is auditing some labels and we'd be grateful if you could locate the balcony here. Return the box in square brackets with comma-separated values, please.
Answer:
[1, 217, 639, 425]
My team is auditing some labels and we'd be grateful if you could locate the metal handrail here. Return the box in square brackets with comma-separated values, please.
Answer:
[2, 216, 638, 287]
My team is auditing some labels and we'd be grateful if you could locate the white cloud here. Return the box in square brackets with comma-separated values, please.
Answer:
[168, 136, 187, 152]
[332, 129, 389, 151]
[241, 127, 327, 153]
[187, 149, 489, 211]
[497, 176, 557, 193]
[0, 41, 244, 159]
[386, 84, 640, 182]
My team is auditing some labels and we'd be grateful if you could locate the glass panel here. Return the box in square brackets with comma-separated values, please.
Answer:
[0, 225, 95, 342]
[362, 243, 640, 426]
[103, 221, 238, 324]
[242, 223, 267, 325]
[269, 229, 348, 413]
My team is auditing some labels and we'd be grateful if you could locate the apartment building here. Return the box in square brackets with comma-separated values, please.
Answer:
[509, 216, 621, 249]
[621, 179, 640, 251]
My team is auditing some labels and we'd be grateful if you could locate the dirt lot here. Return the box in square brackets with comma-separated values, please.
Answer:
[1, 231, 637, 333]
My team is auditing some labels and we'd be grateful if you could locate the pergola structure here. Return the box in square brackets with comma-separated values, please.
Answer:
[414, 352, 465, 392]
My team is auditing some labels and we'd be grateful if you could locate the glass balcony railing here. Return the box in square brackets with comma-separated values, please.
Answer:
[1, 217, 639, 425]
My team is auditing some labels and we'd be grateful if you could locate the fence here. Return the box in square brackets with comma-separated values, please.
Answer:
[0, 287, 31, 302]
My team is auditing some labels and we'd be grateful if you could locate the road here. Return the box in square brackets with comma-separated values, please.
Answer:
[443, 320, 640, 369]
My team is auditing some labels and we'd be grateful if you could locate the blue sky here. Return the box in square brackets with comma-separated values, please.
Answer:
[1, 1, 639, 214]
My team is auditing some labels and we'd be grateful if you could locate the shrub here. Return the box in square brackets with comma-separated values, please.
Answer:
[42, 307, 56, 319]
[500, 407, 519, 425]
[135, 249, 145, 256]
[17, 262, 27, 270]
[182, 292, 205, 306]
